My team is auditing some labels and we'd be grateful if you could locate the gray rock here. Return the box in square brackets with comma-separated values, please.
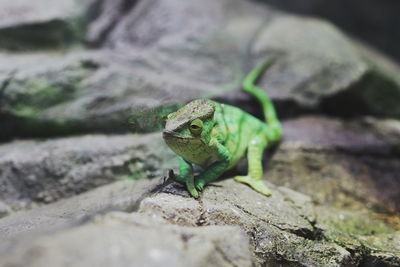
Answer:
[258, 0, 400, 63]
[2, 0, 400, 141]
[0, 201, 11, 218]
[0, 212, 253, 267]
[0, 49, 239, 141]
[0, 0, 96, 50]
[0, 170, 397, 266]
[361, 232, 400, 266]
[271, 116, 400, 213]
[86, 0, 131, 46]
[0, 178, 161, 242]
[138, 179, 399, 266]
[283, 116, 396, 155]
[103, 0, 400, 117]
[139, 180, 358, 266]
[315, 207, 400, 266]
[253, 15, 400, 117]
[0, 133, 176, 210]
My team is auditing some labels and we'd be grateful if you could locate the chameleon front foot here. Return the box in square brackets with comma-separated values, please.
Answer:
[195, 178, 206, 191]
[234, 176, 272, 197]
[186, 180, 200, 198]
[169, 170, 199, 198]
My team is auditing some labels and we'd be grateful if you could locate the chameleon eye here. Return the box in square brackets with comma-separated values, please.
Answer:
[189, 119, 203, 135]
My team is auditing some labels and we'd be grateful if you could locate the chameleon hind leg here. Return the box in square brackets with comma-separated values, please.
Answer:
[234, 136, 272, 196]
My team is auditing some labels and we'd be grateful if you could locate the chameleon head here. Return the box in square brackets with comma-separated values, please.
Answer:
[162, 99, 216, 164]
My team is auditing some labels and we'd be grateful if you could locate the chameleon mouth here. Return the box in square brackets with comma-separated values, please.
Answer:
[162, 130, 193, 140]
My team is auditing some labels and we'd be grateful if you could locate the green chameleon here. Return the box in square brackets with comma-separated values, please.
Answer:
[163, 59, 282, 198]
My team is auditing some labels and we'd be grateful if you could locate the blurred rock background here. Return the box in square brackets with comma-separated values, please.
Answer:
[0, 0, 399, 266]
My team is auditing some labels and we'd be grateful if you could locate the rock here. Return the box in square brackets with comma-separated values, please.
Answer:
[102, 0, 400, 118]
[316, 207, 400, 266]
[361, 232, 400, 266]
[0, 201, 11, 218]
[139, 180, 356, 266]
[0, 174, 398, 266]
[0, 133, 176, 210]
[269, 116, 400, 213]
[258, 0, 400, 63]
[0, 49, 239, 141]
[283, 116, 396, 155]
[0, 178, 161, 241]
[138, 179, 399, 266]
[2, 0, 400, 141]
[253, 15, 400, 117]
[86, 0, 132, 46]
[0, 212, 253, 267]
[0, 0, 96, 50]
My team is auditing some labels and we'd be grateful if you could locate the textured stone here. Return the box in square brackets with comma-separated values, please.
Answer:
[0, 0, 96, 50]
[271, 116, 400, 213]
[0, 49, 238, 141]
[252, 15, 400, 117]
[139, 180, 360, 266]
[0, 201, 11, 218]
[0, 212, 253, 267]
[258, 0, 400, 63]
[0, 133, 175, 210]
[2, 0, 400, 142]
[0, 178, 161, 242]
[138, 179, 399, 266]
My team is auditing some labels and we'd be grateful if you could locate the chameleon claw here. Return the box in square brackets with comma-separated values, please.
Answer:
[189, 188, 200, 198]
[187, 181, 200, 198]
[195, 179, 206, 191]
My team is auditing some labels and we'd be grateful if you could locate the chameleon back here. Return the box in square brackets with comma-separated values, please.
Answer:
[213, 103, 271, 169]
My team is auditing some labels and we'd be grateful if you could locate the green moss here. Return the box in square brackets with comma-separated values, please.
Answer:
[0, 16, 87, 51]
[361, 232, 400, 254]
[326, 216, 395, 236]
[8, 78, 73, 119]
[12, 105, 39, 118]
[127, 161, 146, 180]
[323, 229, 366, 257]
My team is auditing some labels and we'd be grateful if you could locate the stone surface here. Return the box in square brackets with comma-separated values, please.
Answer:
[0, 0, 400, 266]
[140, 180, 352, 266]
[253, 15, 400, 117]
[138, 179, 399, 266]
[0, 49, 239, 141]
[102, 0, 400, 117]
[0, 174, 398, 266]
[0, 212, 253, 267]
[259, 0, 400, 63]
[0, 133, 175, 210]
[0, 0, 96, 50]
[0, 178, 161, 241]
[283, 115, 397, 155]
[0, 201, 11, 218]
[2, 0, 400, 142]
[273, 116, 400, 213]
[316, 207, 400, 266]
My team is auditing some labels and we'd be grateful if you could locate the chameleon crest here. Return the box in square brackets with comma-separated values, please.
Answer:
[165, 99, 215, 132]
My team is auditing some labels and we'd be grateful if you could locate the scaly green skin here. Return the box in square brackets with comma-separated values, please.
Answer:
[163, 59, 282, 198]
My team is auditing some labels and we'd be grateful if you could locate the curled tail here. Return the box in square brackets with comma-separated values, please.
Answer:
[243, 59, 282, 142]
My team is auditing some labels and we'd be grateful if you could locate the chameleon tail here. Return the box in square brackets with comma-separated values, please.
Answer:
[242, 59, 282, 142]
